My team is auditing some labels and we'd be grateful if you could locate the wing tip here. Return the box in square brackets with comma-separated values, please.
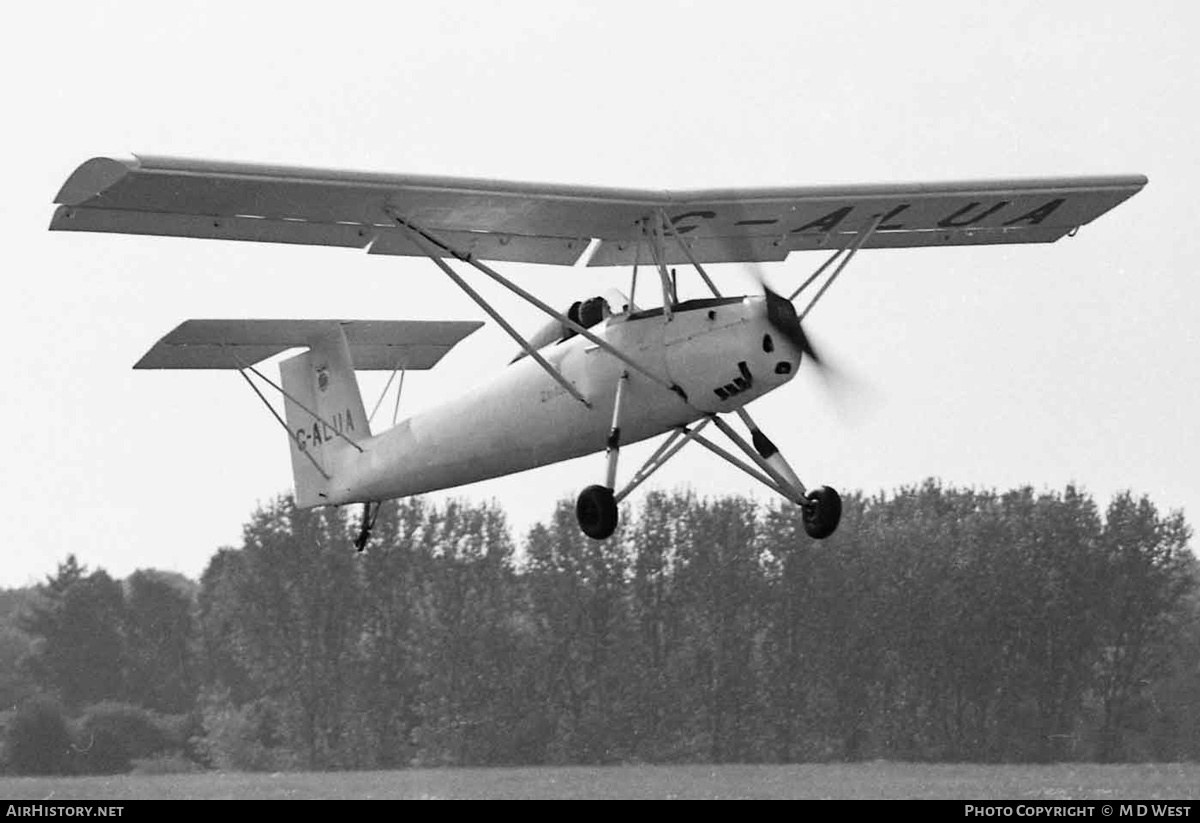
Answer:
[54, 155, 139, 206]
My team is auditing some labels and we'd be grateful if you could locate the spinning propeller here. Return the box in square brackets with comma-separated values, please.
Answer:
[742, 258, 830, 377]
[763, 282, 822, 368]
[739, 255, 874, 418]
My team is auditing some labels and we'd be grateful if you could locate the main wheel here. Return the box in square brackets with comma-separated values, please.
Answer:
[802, 485, 842, 539]
[576, 484, 618, 540]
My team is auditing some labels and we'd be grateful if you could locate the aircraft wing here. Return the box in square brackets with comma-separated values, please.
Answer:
[134, 318, 483, 370]
[53, 155, 1147, 266]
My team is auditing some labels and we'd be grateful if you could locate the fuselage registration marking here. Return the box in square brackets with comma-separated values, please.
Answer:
[294, 409, 355, 450]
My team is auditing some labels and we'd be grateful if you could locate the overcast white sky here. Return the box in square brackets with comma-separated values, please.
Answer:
[1, 1, 1196, 587]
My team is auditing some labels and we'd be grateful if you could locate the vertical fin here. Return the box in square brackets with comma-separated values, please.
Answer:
[279, 324, 370, 508]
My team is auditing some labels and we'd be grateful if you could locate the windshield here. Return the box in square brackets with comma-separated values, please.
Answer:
[509, 291, 631, 364]
[602, 289, 633, 315]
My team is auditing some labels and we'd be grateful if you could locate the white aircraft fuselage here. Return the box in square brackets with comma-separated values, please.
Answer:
[321, 295, 801, 505]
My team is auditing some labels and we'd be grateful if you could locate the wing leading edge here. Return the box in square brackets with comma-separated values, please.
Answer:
[52, 155, 1147, 266]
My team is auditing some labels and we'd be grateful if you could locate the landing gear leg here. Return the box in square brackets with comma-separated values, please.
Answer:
[711, 410, 843, 540]
[576, 372, 628, 540]
[734, 410, 842, 539]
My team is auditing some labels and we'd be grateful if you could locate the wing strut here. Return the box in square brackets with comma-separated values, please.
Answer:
[659, 209, 723, 299]
[396, 223, 591, 408]
[645, 213, 677, 317]
[796, 214, 884, 320]
[788, 245, 847, 302]
[391, 214, 689, 403]
[628, 253, 641, 309]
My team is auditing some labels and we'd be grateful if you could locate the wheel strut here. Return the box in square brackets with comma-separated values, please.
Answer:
[711, 409, 843, 540]
[577, 372, 629, 540]
[353, 501, 380, 552]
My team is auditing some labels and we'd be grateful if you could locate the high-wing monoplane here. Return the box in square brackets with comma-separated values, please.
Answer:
[51, 156, 1146, 547]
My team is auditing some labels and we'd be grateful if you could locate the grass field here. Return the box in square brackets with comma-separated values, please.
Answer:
[2, 763, 1199, 800]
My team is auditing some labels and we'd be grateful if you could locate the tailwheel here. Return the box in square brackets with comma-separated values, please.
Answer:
[576, 484, 618, 540]
[353, 501, 380, 552]
[802, 485, 842, 539]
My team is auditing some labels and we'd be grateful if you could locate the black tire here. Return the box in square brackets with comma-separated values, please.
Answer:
[802, 485, 842, 539]
[576, 484, 618, 540]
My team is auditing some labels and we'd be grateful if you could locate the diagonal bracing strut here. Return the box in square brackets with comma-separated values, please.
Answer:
[397, 223, 591, 408]
[797, 213, 884, 320]
[689, 429, 792, 499]
[732, 407, 806, 495]
[645, 213, 678, 317]
[659, 209, 723, 299]
[393, 214, 690, 404]
[708, 414, 807, 504]
[225, 346, 361, 485]
[613, 419, 711, 504]
[234, 357, 364, 453]
[235, 362, 331, 481]
[369, 362, 404, 425]
[788, 245, 847, 302]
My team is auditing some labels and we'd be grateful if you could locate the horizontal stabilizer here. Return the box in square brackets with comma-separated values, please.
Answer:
[134, 318, 482, 370]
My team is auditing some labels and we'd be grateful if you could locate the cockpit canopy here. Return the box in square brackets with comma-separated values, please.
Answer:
[510, 290, 630, 364]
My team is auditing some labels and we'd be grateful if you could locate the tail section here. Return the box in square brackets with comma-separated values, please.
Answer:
[135, 317, 483, 509]
[280, 327, 370, 507]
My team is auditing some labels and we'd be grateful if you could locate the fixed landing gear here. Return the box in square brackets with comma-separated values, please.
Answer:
[576, 372, 629, 541]
[802, 485, 842, 540]
[572, 369, 842, 542]
[576, 480, 841, 541]
[576, 484, 619, 540]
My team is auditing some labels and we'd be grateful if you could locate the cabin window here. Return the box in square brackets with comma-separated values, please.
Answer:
[762, 334, 774, 353]
[513, 294, 620, 363]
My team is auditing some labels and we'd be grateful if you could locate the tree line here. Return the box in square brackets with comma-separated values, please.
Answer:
[1, 481, 1196, 773]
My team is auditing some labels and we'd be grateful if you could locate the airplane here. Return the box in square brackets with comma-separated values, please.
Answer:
[50, 156, 1146, 547]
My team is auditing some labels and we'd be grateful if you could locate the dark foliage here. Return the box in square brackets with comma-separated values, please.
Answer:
[75, 702, 171, 774]
[184, 484, 1195, 768]
[4, 696, 72, 775]
[123, 571, 198, 714]
[19, 558, 126, 709]
[6, 482, 1196, 772]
